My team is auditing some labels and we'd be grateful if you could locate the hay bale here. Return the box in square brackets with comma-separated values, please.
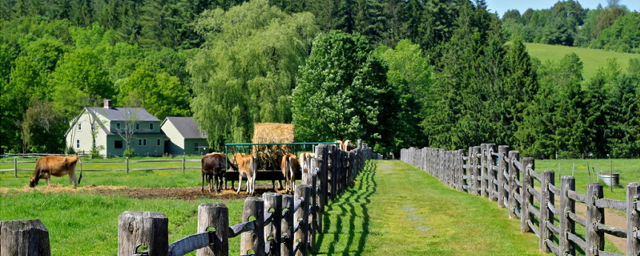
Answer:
[251, 123, 294, 170]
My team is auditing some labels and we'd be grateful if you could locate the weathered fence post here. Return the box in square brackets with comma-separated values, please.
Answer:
[472, 146, 481, 196]
[197, 203, 229, 256]
[182, 155, 186, 174]
[13, 157, 17, 178]
[294, 185, 311, 256]
[241, 197, 265, 256]
[560, 176, 576, 256]
[468, 147, 474, 194]
[540, 170, 554, 252]
[480, 144, 488, 198]
[521, 157, 534, 233]
[487, 144, 497, 201]
[332, 148, 339, 199]
[586, 183, 604, 256]
[316, 144, 328, 221]
[118, 211, 168, 256]
[263, 193, 282, 256]
[627, 182, 640, 256]
[508, 151, 520, 218]
[126, 157, 129, 174]
[281, 195, 294, 256]
[302, 166, 318, 252]
[497, 146, 509, 208]
[457, 149, 465, 192]
[0, 219, 50, 256]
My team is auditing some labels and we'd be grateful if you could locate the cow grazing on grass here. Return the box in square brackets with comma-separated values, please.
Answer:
[29, 156, 83, 188]
[201, 153, 236, 193]
[281, 153, 300, 194]
[299, 152, 315, 174]
[234, 153, 257, 195]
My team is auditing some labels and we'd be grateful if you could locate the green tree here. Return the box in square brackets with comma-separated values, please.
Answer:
[189, 0, 318, 148]
[117, 64, 191, 120]
[50, 48, 114, 120]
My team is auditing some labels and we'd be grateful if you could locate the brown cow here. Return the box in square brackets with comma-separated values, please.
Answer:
[298, 152, 314, 173]
[234, 153, 257, 195]
[29, 156, 83, 187]
[201, 153, 237, 193]
[281, 153, 300, 194]
[342, 140, 355, 151]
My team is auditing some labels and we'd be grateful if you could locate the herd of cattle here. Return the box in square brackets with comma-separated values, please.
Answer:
[200, 140, 355, 195]
[26, 140, 356, 196]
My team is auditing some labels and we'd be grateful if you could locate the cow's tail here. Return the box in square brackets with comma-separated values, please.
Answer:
[78, 157, 83, 184]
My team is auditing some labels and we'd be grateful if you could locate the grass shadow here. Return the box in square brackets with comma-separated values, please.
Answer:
[314, 160, 377, 255]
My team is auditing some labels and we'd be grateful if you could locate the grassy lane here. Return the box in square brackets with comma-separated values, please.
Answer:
[0, 192, 246, 255]
[315, 160, 545, 255]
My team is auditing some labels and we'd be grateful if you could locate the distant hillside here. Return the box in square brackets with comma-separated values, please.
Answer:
[525, 43, 639, 80]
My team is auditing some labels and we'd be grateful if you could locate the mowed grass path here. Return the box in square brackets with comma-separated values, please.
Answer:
[316, 160, 545, 255]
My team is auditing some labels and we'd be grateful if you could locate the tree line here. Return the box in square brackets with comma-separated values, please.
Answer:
[501, 0, 640, 53]
[1, 0, 638, 158]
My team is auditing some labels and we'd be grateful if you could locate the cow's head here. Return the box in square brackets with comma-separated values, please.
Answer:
[29, 176, 39, 187]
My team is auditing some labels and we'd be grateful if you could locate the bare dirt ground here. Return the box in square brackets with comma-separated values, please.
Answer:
[0, 183, 290, 201]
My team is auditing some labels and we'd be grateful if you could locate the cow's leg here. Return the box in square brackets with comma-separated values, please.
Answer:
[201, 172, 205, 192]
[69, 173, 77, 188]
[290, 168, 295, 194]
[236, 174, 243, 194]
[278, 179, 283, 190]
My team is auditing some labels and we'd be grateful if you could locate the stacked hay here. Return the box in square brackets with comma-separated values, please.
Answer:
[252, 123, 294, 170]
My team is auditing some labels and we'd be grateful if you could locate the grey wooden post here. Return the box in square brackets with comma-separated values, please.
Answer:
[472, 146, 481, 196]
[126, 157, 129, 174]
[331, 148, 338, 199]
[480, 144, 488, 198]
[263, 193, 282, 256]
[457, 150, 464, 192]
[467, 147, 473, 193]
[560, 176, 575, 256]
[315, 145, 328, 219]
[118, 211, 168, 256]
[197, 203, 229, 256]
[521, 157, 534, 233]
[302, 167, 318, 252]
[13, 157, 17, 178]
[294, 185, 311, 256]
[586, 183, 604, 256]
[241, 197, 265, 256]
[182, 155, 186, 174]
[487, 144, 497, 201]
[281, 195, 294, 256]
[507, 151, 520, 218]
[626, 182, 640, 256]
[497, 146, 509, 208]
[0, 219, 50, 256]
[540, 170, 554, 252]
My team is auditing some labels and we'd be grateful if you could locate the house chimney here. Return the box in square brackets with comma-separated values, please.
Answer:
[104, 99, 112, 109]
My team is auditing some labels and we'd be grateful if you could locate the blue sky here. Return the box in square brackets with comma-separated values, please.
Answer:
[485, 0, 640, 17]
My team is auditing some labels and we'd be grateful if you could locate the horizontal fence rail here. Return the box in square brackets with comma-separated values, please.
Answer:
[1, 140, 375, 256]
[401, 145, 640, 256]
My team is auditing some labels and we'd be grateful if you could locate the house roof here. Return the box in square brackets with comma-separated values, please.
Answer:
[87, 107, 160, 122]
[161, 117, 207, 139]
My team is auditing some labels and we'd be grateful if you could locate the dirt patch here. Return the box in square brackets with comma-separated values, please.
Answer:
[0, 183, 290, 201]
[403, 204, 432, 234]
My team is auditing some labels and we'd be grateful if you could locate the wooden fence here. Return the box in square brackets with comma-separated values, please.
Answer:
[400, 145, 640, 256]
[0, 141, 373, 256]
[0, 155, 201, 177]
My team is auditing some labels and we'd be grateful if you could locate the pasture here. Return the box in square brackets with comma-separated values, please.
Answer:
[525, 43, 639, 80]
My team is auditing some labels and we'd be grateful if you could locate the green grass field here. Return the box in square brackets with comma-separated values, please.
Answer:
[316, 160, 545, 255]
[537, 159, 640, 201]
[525, 43, 639, 80]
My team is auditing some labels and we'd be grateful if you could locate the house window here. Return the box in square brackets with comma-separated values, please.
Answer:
[116, 122, 121, 129]
[138, 139, 142, 146]
[156, 138, 161, 146]
[76, 139, 80, 149]
[115, 140, 123, 149]
[138, 139, 147, 146]
[135, 123, 140, 130]
[149, 123, 154, 130]
[194, 143, 199, 152]
[78, 123, 82, 131]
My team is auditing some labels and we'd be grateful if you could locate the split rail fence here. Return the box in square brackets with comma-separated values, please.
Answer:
[0, 140, 373, 256]
[401, 144, 639, 256]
